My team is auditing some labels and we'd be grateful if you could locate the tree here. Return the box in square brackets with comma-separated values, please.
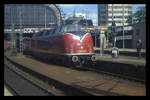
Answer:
[134, 6, 146, 23]
[126, 15, 133, 24]
[104, 26, 114, 43]
[126, 6, 146, 24]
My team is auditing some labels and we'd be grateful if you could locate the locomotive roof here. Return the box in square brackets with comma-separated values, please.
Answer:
[33, 23, 89, 38]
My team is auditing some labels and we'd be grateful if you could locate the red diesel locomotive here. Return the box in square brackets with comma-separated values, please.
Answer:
[23, 24, 96, 67]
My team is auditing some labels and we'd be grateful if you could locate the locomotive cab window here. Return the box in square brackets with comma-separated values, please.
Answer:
[62, 24, 88, 33]
[32, 33, 37, 37]
[61, 24, 88, 37]
[33, 32, 40, 37]
[36, 31, 45, 37]
[42, 30, 49, 37]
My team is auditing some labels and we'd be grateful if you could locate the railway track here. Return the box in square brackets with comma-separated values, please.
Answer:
[5, 80, 18, 96]
[4, 65, 57, 96]
[4, 54, 146, 96]
[4, 56, 93, 96]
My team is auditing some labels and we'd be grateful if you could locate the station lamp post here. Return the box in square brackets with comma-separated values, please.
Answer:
[122, 4, 125, 48]
[45, 8, 47, 28]
[122, 20, 125, 48]
[100, 31, 103, 56]
[111, 4, 117, 48]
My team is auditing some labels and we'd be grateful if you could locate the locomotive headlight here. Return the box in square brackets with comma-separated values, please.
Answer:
[91, 55, 96, 61]
[72, 56, 79, 62]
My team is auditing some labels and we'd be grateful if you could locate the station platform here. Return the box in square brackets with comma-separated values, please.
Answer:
[94, 53, 146, 80]
[4, 85, 13, 96]
[94, 47, 146, 57]
[95, 54, 146, 67]
[94, 47, 146, 52]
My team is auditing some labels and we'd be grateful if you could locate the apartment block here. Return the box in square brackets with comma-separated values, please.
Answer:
[98, 4, 132, 27]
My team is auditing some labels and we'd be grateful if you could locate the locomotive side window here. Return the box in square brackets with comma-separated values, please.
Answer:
[42, 29, 56, 36]
[44, 30, 51, 36]
[37, 32, 42, 37]
[34, 32, 40, 37]
[32, 32, 37, 37]
[36, 31, 44, 37]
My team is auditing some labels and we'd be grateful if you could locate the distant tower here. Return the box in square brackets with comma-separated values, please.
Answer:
[73, 9, 76, 17]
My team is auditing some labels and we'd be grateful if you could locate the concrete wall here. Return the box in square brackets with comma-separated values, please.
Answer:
[132, 22, 146, 49]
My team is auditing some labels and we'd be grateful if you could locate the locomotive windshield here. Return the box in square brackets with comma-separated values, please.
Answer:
[61, 24, 88, 36]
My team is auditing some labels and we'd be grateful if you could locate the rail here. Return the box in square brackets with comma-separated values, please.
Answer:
[4, 56, 93, 96]
[5, 65, 56, 96]
[4, 55, 145, 96]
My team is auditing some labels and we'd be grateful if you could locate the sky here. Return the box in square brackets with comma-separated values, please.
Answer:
[57, 4, 146, 26]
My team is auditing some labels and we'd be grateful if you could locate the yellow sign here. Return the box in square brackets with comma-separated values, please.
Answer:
[96, 26, 107, 30]
[87, 28, 95, 30]
[85, 26, 108, 34]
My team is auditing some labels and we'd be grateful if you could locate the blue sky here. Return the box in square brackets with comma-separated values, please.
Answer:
[132, 4, 146, 13]
[57, 4, 146, 25]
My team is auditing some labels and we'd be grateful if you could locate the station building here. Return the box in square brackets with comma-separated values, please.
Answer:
[4, 4, 62, 29]
[115, 21, 146, 49]
[4, 4, 62, 52]
[98, 4, 146, 49]
[4, 4, 62, 39]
